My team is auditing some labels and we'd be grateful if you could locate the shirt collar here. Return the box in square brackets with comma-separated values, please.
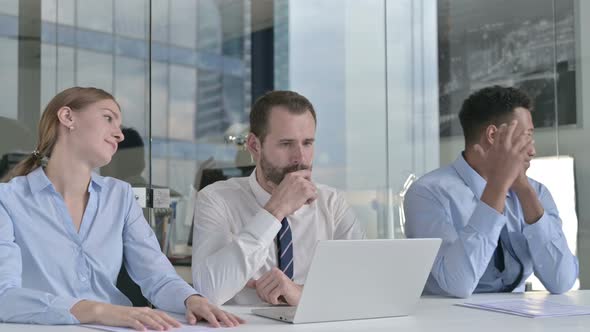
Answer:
[452, 152, 511, 199]
[27, 167, 104, 195]
[90, 172, 104, 192]
[248, 167, 272, 207]
[27, 167, 52, 194]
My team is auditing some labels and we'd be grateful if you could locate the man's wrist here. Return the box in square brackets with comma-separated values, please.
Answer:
[512, 179, 533, 195]
[264, 201, 286, 221]
[481, 182, 510, 214]
[485, 181, 510, 198]
[488, 175, 513, 193]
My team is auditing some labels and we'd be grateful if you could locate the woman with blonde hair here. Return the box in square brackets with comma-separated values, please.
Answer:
[0, 87, 243, 330]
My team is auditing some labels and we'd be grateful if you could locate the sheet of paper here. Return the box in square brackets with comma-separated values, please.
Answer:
[457, 298, 590, 318]
[82, 312, 226, 331]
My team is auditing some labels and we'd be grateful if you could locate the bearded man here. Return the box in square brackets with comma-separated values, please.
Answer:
[191, 90, 365, 306]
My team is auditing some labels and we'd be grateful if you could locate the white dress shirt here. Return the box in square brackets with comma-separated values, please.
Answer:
[191, 169, 365, 305]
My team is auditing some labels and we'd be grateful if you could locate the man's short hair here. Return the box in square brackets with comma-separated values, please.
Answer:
[249, 90, 317, 143]
[459, 85, 533, 145]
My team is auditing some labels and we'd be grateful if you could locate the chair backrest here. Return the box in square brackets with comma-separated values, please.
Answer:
[0, 152, 28, 180]
[116, 264, 151, 307]
[187, 165, 255, 246]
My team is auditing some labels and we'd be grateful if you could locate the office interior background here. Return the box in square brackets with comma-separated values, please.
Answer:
[0, 0, 588, 290]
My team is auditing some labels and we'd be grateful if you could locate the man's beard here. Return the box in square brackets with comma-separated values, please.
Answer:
[260, 155, 311, 185]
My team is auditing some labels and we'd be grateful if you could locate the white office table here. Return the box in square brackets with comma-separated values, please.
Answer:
[2, 291, 590, 331]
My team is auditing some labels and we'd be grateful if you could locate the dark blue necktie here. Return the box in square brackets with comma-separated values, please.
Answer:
[277, 218, 294, 279]
[494, 227, 523, 292]
[494, 237, 505, 272]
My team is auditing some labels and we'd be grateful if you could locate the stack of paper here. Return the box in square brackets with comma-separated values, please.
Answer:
[457, 298, 590, 318]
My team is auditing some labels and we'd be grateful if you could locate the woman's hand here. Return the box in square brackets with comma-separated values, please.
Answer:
[71, 300, 181, 331]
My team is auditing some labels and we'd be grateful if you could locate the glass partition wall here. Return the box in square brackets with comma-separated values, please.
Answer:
[1, 0, 589, 290]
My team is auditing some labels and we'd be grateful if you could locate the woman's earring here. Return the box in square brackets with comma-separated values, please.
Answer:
[69, 126, 74, 131]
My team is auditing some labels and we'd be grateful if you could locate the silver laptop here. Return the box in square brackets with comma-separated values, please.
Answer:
[252, 238, 441, 324]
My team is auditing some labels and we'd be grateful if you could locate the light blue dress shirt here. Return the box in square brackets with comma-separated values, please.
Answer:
[0, 167, 198, 324]
[404, 153, 579, 298]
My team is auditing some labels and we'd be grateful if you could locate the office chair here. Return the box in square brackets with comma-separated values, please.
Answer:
[116, 263, 151, 307]
[187, 165, 255, 246]
[0, 152, 28, 181]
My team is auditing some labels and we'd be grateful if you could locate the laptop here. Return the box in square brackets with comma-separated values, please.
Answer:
[251, 238, 441, 324]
